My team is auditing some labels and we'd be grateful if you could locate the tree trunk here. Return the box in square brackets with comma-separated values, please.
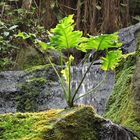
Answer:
[22, 0, 32, 10]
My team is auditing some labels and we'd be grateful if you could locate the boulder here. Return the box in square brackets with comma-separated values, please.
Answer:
[1, 23, 140, 114]
[0, 106, 134, 140]
[105, 28, 140, 137]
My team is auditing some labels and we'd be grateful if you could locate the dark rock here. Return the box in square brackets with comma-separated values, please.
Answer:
[105, 25, 140, 138]
[118, 22, 140, 53]
[0, 64, 114, 114]
[0, 106, 134, 140]
[1, 23, 140, 114]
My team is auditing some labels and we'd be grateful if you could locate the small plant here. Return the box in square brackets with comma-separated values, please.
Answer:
[17, 15, 124, 108]
[0, 21, 19, 70]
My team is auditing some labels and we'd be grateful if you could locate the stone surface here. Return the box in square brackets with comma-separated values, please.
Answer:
[105, 26, 140, 138]
[118, 22, 140, 53]
[14, 46, 45, 70]
[0, 106, 134, 140]
[0, 64, 114, 114]
[1, 23, 140, 114]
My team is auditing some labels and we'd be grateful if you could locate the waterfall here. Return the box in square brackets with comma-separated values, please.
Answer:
[70, 64, 115, 114]
[0, 64, 114, 115]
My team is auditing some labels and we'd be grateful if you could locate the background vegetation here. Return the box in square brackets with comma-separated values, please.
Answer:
[0, 0, 139, 70]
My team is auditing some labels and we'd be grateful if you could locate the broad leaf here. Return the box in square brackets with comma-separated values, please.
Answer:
[77, 32, 122, 52]
[49, 15, 83, 50]
[101, 50, 122, 71]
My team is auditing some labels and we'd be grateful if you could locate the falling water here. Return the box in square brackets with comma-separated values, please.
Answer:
[70, 64, 115, 114]
[0, 64, 114, 115]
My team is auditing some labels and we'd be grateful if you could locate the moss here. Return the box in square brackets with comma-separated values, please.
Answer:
[14, 46, 45, 70]
[16, 64, 60, 112]
[44, 106, 102, 140]
[16, 77, 47, 112]
[0, 106, 102, 140]
[25, 64, 51, 73]
[0, 109, 62, 140]
[105, 54, 140, 137]
[23, 55, 45, 69]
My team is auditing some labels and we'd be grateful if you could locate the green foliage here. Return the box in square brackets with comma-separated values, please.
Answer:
[77, 33, 122, 52]
[48, 15, 124, 107]
[105, 54, 140, 138]
[17, 15, 125, 108]
[0, 1, 48, 70]
[49, 15, 83, 50]
[101, 50, 122, 71]
[0, 21, 19, 70]
[0, 58, 12, 70]
[16, 32, 35, 40]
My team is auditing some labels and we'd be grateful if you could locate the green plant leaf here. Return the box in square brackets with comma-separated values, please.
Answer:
[16, 32, 30, 39]
[35, 40, 54, 50]
[101, 50, 122, 71]
[8, 25, 18, 30]
[16, 32, 36, 40]
[49, 15, 83, 50]
[77, 32, 122, 52]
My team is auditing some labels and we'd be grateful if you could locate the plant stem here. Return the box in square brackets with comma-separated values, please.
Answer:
[71, 59, 96, 103]
[74, 72, 107, 101]
[68, 63, 71, 103]
[47, 57, 68, 101]
[60, 51, 63, 69]
[71, 37, 105, 104]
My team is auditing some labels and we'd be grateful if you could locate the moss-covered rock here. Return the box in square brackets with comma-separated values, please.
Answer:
[105, 30, 140, 138]
[16, 77, 47, 112]
[0, 106, 103, 140]
[14, 46, 45, 70]
[16, 64, 61, 112]
[0, 105, 137, 140]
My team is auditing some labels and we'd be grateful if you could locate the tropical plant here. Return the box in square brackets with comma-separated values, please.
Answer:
[17, 15, 124, 107]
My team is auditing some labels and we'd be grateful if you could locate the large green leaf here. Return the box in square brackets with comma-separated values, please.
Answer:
[49, 15, 83, 50]
[77, 33, 122, 52]
[101, 50, 122, 71]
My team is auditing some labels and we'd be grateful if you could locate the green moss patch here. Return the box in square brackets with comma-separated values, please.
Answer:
[105, 54, 140, 137]
[0, 106, 102, 140]
[16, 77, 47, 112]
[0, 109, 62, 140]
[25, 64, 51, 73]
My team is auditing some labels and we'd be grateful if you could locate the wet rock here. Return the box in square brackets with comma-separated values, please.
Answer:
[1, 23, 140, 114]
[105, 24, 140, 138]
[0, 106, 134, 140]
[0, 64, 114, 114]
[118, 22, 140, 53]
